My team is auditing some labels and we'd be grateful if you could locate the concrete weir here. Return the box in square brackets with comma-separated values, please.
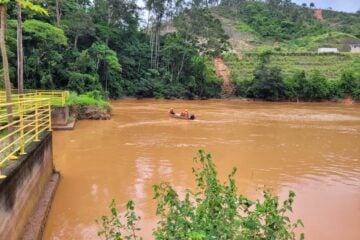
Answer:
[52, 106, 76, 130]
[51, 107, 69, 126]
[0, 132, 59, 240]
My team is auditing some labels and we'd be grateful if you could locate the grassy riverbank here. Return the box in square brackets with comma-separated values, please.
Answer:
[66, 91, 111, 110]
[65, 91, 111, 120]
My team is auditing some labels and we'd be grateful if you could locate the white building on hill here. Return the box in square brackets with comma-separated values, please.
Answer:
[317, 48, 339, 53]
[350, 44, 360, 53]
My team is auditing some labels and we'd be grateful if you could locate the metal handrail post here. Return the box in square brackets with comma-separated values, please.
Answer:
[19, 102, 26, 155]
[35, 101, 39, 141]
[48, 101, 52, 131]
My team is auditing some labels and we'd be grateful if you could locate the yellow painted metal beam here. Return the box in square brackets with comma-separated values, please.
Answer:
[0, 89, 69, 107]
[0, 97, 52, 178]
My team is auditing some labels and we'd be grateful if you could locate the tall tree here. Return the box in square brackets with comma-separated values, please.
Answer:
[91, 0, 138, 97]
[63, 9, 94, 49]
[55, 0, 61, 25]
[17, 1, 48, 93]
[22, 19, 67, 88]
[0, 0, 47, 108]
[146, 0, 172, 69]
[17, 3, 23, 93]
[0, 1, 12, 119]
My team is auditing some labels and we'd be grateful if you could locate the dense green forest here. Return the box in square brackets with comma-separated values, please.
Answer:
[1, 0, 360, 100]
[1, 0, 227, 99]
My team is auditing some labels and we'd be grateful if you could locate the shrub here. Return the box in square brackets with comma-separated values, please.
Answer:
[98, 151, 304, 240]
[304, 71, 330, 100]
[249, 66, 287, 101]
[339, 71, 358, 97]
[353, 88, 360, 101]
[67, 71, 102, 94]
[285, 71, 307, 101]
[327, 80, 342, 100]
[97, 200, 141, 240]
[234, 79, 252, 97]
[66, 91, 111, 110]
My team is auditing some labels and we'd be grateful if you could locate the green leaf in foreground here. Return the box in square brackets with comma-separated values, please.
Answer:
[97, 150, 304, 240]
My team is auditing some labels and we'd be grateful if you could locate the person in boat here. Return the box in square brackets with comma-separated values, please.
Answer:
[181, 109, 189, 118]
[169, 108, 175, 115]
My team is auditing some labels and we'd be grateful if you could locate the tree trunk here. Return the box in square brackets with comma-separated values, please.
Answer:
[55, 0, 61, 25]
[17, 4, 24, 93]
[74, 34, 79, 49]
[150, 28, 155, 68]
[154, 22, 161, 69]
[104, 63, 108, 100]
[146, 9, 151, 34]
[0, 5, 13, 125]
[176, 51, 186, 82]
[154, 30, 159, 69]
[106, 2, 111, 46]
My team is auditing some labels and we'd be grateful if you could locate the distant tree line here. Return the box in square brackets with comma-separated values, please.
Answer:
[0, 0, 230, 99]
[233, 51, 360, 101]
[219, 0, 360, 40]
[1, 0, 359, 101]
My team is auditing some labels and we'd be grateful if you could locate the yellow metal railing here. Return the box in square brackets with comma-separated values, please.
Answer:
[0, 90, 69, 107]
[35, 90, 69, 107]
[0, 98, 51, 179]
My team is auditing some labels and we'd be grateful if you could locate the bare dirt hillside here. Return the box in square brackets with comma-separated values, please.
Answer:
[211, 12, 255, 58]
[313, 9, 324, 21]
[214, 57, 235, 97]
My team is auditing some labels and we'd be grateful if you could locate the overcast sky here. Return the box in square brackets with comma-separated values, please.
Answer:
[291, 0, 359, 13]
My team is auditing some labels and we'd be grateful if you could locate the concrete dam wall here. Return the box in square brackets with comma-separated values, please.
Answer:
[0, 132, 56, 240]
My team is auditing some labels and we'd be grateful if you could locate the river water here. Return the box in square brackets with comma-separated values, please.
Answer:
[43, 100, 360, 240]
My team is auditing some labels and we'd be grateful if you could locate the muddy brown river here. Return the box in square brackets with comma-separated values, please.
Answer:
[43, 100, 360, 240]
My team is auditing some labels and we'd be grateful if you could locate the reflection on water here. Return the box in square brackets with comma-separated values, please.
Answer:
[44, 100, 360, 240]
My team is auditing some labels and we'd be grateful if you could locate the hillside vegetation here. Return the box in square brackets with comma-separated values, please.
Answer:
[281, 32, 360, 52]
[225, 53, 359, 82]
[213, 1, 360, 54]
[0, 0, 359, 101]
[212, 0, 360, 101]
[217, 0, 360, 44]
[2, 0, 229, 100]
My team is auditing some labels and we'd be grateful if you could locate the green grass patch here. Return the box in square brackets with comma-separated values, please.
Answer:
[66, 91, 111, 110]
[282, 32, 360, 52]
[235, 20, 256, 34]
[224, 53, 360, 82]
